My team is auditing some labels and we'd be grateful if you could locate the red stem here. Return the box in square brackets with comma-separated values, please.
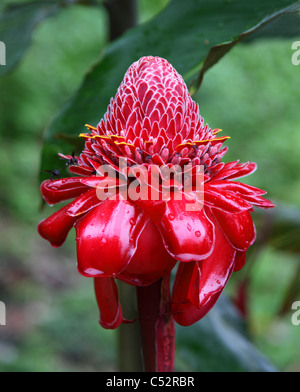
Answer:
[136, 275, 175, 372]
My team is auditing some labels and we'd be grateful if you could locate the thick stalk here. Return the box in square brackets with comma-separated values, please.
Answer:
[136, 276, 175, 372]
[156, 275, 175, 372]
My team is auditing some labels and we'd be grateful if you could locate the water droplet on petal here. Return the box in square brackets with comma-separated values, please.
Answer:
[195, 230, 201, 237]
[129, 218, 136, 225]
[187, 223, 192, 232]
[168, 214, 175, 221]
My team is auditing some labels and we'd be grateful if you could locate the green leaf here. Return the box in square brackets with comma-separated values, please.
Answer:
[175, 294, 278, 372]
[192, 2, 300, 92]
[40, 0, 300, 176]
[0, 0, 103, 76]
[246, 11, 300, 41]
[0, 1, 62, 76]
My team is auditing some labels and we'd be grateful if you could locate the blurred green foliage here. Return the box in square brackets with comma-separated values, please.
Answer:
[0, 0, 299, 372]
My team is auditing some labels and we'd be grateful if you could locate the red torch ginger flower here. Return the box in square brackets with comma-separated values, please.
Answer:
[38, 56, 274, 331]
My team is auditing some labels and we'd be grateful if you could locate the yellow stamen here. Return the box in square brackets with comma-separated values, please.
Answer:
[212, 128, 223, 135]
[93, 135, 111, 140]
[176, 142, 194, 149]
[194, 136, 231, 144]
[111, 135, 125, 141]
[212, 136, 231, 141]
[115, 142, 136, 148]
[85, 124, 97, 131]
[79, 133, 112, 141]
[79, 133, 93, 138]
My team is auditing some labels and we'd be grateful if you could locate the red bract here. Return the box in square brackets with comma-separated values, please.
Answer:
[38, 56, 274, 331]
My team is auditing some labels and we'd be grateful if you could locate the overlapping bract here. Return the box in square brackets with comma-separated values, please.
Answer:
[38, 56, 274, 328]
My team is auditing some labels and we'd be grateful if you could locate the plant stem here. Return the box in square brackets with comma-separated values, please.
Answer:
[117, 281, 143, 372]
[104, 0, 137, 41]
[156, 275, 176, 372]
[103, 0, 140, 372]
[136, 275, 175, 372]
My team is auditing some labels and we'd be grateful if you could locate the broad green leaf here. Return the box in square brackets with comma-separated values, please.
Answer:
[175, 294, 278, 372]
[192, 2, 300, 92]
[246, 12, 300, 41]
[0, 1, 61, 76]
[40, 0, 300, 177]
[0, 0, 102, 76]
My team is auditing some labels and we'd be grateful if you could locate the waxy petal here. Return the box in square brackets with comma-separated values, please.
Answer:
[204, 187, 252, 213]
[38, 205, 78, 248]
[38, 189, 100, 247]
[171, 213, 236, 326]
[234, 251, 247, 272]
[225, 162, 257, 180]
[118, 217, 176, 286]
[65, 189, 103, 217]
[207, 180, 267, 196]
[68, 165, 95, 176]
[75, 199, 148, 278]
[212, 162, 257, 181]
[41, 178, 89, 204]
[240, 193, 275, 209]
[94, 277, 123, 329]
[156, 197, 215, 262]
[212, 209, 256, 251]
